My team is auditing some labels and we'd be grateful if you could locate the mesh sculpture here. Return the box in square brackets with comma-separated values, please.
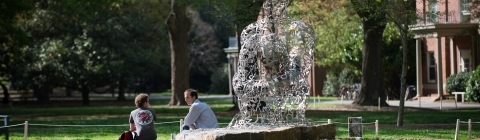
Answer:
[228, 0, 315, 128]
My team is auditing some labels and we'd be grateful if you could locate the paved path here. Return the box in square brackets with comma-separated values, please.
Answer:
[318, 99, 480, 110]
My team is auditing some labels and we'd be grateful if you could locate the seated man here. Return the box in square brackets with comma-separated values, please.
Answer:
[182, 89, 219, 131]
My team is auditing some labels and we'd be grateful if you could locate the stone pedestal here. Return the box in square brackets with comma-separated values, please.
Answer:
[173, 123, 336, 140]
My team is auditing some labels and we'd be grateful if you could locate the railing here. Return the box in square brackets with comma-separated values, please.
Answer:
[455, 119, 479, 140]
[416, 11, 459, 25]
[0, 116, 8, 140]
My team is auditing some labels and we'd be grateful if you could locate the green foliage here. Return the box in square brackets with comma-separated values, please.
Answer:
[187, 9, 226, 92]
[382, 23, 417, 98]
[289, 0, 363, 71]
[289, 2, 364, 101]
[339, 68, 358, 86]
[0, 0, 32, 88]
[445, 72, 471, 93]
[466, 66, 480, 102]
[208, 63, 229, 94]
[199, 0, 262, 33]
[322, 72, 340, 97]
[12, 0, 170, 90]
[322, 68, 359, 97]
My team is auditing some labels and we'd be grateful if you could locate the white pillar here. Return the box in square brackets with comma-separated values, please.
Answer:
[437, 36, 444, 109]
[416, 39, 423, 98]
[450, 37, 455, 75]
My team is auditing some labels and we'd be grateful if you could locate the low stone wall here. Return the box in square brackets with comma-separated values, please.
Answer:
[173, 123, 336, 140]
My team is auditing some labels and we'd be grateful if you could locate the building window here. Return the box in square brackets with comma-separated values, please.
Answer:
[428, 0, 438, 23]
[427, 52, 436, 83]
[461, 0, 471, 22]
[460, 50, 472, 72]
[463, 59, 470, 72]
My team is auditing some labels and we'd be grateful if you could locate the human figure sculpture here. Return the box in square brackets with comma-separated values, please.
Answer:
[229, 0, 315, 128]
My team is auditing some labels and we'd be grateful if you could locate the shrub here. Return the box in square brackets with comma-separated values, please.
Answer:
[445, 72, 470, 93]
[322, 68, 358, 97]
[466, 66, 480, 103]
[339, 68, 356, 86]
[322, 72, 340, 97]
[208, 64, 229, 94]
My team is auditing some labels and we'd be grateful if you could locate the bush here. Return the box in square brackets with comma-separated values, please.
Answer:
[322, 72, 340, 97]
[445, 72, 470, 93]
[208, 64, 229, 94]
[339, 68, 356, 86]
[466, 66, 480, 102]
[322, 68, 358, 97]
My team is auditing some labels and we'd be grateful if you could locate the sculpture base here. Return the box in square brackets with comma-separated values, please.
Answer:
[173, 123, 336, 140]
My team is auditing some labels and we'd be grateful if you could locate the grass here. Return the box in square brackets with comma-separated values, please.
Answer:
[0, 97, 479, 140]
[305, 110, 480, 139]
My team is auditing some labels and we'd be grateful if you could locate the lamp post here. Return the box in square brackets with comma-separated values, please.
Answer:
[223, 37, 239, 96]
[227, 56, 233, 96]
[224, 37, 239, 110]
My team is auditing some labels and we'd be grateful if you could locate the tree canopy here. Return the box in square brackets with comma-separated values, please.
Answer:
[2, 0, 171, 105]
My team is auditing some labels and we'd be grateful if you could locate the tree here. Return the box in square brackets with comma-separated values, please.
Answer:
[0, 0, 32, 105]
[200, 0, 263, 110]
[13, 0, 169, 105]
[287, 0, 364, 101]
[384, 0, 417, 126]
[289, 0, 363, 71]
[165, 0, 191, 106]
[188, 9, 225, 92]
[86, 0, 170, 101]
[164, 0, 263, 106]
[350, 0, 389, 106]
[18, 0, 127, 105]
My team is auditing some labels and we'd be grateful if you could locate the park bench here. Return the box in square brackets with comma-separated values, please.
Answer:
[452, 92, 465, 103]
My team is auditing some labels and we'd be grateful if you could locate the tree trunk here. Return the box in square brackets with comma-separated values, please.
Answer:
[351, 1, 388, 106]
[81, 85, 90, 106]
[35, 84, 51, 104]
[66, 87, 72, 97]
[110, 80, 115, 97]
[166, 0, 190, 106]
[117, 77, 126, 101]
[397, 31, 408, 126]
[1, 84, 9, 105]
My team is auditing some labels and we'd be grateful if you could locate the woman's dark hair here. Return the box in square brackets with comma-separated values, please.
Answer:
[185, 89, 198, 99]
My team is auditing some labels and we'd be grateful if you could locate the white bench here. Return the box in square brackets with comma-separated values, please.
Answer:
[452, 92, 465, 103]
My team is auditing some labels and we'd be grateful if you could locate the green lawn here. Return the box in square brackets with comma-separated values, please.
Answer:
[0, 98, 479, 140]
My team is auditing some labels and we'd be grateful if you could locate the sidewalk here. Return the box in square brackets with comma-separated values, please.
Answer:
[313, 98, 480, 110]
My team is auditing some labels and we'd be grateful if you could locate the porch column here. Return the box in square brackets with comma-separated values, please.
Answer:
[436, 36, 444, 98]
[415, 38, 423, 97]
[473, 33, 479, 68]
[449, 37, 455, 75]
